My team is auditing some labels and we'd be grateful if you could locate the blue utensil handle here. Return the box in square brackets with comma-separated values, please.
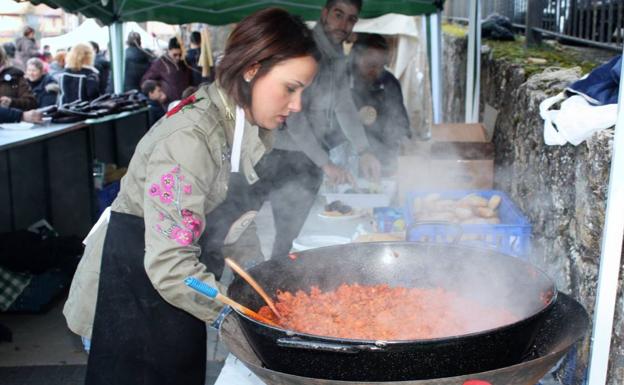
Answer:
[185, 277, 219, 298]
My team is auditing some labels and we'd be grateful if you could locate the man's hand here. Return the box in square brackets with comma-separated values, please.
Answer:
[322, 162, 355, 186]
[359, 152, 381, 182]
[22, 110, 43, 124]
[0, 96, 11, 108]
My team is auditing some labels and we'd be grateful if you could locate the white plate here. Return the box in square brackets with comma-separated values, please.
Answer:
[291, 235, 351, 251]
[317, 210, 363, 220]
[322, 179, 396, 209]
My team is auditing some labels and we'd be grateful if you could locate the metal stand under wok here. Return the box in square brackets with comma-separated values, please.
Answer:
[219, 292, 588, 385]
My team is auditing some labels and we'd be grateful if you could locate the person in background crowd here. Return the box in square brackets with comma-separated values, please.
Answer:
[0, 45, 37, 110]
[349, 33, 410, 173]
[15, 26, 39, 70]
[167, 85, 198, 112]
[0, 105, 43, 124]
[181, 85, 198, 99]
[185, 31, 208, 86]
[2, 43, 18, 67]
[25, 57, 59, 108]
[124, 32, 153, 92]
[63, 8, 318, 385]
[90, 41, 111, 94]
[140, 79, 166, 126]
[48, 50, 66, 79]
[254, 0, 380, 258]
[141, 37, 192, 104]
[58, 43, 100, 105]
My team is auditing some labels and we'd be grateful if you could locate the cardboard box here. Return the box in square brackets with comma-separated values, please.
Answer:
[398, 123, 494, 200]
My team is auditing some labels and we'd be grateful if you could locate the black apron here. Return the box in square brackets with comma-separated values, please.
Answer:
[85, 170, 263, 385]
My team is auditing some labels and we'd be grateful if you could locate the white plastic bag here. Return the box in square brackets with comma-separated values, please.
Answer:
[540, 92, 617, 146]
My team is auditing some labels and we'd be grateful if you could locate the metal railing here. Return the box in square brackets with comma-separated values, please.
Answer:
[444, 0, 624, 51]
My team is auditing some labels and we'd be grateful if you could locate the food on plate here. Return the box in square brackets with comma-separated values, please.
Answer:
[412, 193, 503, 223]
[323, 200, 353, 216]
[258, 284, 518, 340]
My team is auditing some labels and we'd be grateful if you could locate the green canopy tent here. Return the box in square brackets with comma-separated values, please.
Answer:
[27, 0, 444, 26]
[25, 0, 446, 122]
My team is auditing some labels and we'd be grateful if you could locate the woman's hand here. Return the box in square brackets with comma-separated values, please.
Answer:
[322, 162, 355, 186]
[359, 152, 381, 182]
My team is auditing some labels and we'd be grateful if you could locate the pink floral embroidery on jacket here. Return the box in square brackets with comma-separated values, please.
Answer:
[170, 227, 194, 246]
[149, 183, 161, 196]
[150, 165, 204, 246]
[161, 173, 175, 191]
[160, 190, 174, 204]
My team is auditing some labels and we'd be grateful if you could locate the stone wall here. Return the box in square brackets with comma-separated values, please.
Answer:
[443, 34, 624, 384]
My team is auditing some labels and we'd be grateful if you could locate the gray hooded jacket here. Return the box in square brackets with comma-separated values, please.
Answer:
[273, 23, 370, 167]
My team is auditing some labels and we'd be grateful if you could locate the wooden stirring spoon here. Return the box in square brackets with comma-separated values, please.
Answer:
[184, 277, 279, 327]
[225, 258, 282, 319]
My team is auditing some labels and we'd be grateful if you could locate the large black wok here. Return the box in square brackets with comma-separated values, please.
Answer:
[227, 242, 556, 381]
[220, 292, 588, 385]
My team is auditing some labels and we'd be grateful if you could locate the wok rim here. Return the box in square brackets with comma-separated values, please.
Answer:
[230, 241, 558, 345]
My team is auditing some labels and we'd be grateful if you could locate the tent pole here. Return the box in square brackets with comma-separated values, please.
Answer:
[586, 48, 624, 385]
[429, 10, 443, 124]
[465, 0, 481, 123]
[109, 22, 125, 94]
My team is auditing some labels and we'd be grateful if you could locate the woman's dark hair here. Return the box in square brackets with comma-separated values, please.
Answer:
[190, 31, 201, 45]
[168, 37, 181, 50]
[216, 7, 320, 108]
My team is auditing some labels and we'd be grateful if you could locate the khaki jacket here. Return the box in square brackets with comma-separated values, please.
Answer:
[63, 83, 270, 338]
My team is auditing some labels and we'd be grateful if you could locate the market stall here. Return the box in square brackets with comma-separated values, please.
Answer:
[0, 108, 149, 237]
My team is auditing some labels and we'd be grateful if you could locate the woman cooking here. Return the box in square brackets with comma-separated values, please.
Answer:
[62, 8, 319, 385]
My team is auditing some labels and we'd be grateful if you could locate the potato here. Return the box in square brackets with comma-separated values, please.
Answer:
[431, 199, 457, 212]
[476, 207, 497, 218]
[454, 207, 473, 220]
[459, 194, 489, 207]
[488, 195, 502, 210]
[486, 217, 501, 224]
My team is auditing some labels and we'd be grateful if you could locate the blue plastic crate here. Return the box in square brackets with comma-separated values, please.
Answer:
[404, 190, 531, 258]
[373, 207, 406, 233]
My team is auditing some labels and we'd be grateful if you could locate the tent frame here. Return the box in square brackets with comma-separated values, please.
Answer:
[33, 1, 624, 383]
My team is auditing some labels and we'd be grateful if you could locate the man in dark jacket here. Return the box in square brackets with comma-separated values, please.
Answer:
[349, 33, 410, 174]
[90, 42, 111, 94]
[141, 37, 192, 104]
[254, 0, 380, 258]
[124, 32, 153, 92]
